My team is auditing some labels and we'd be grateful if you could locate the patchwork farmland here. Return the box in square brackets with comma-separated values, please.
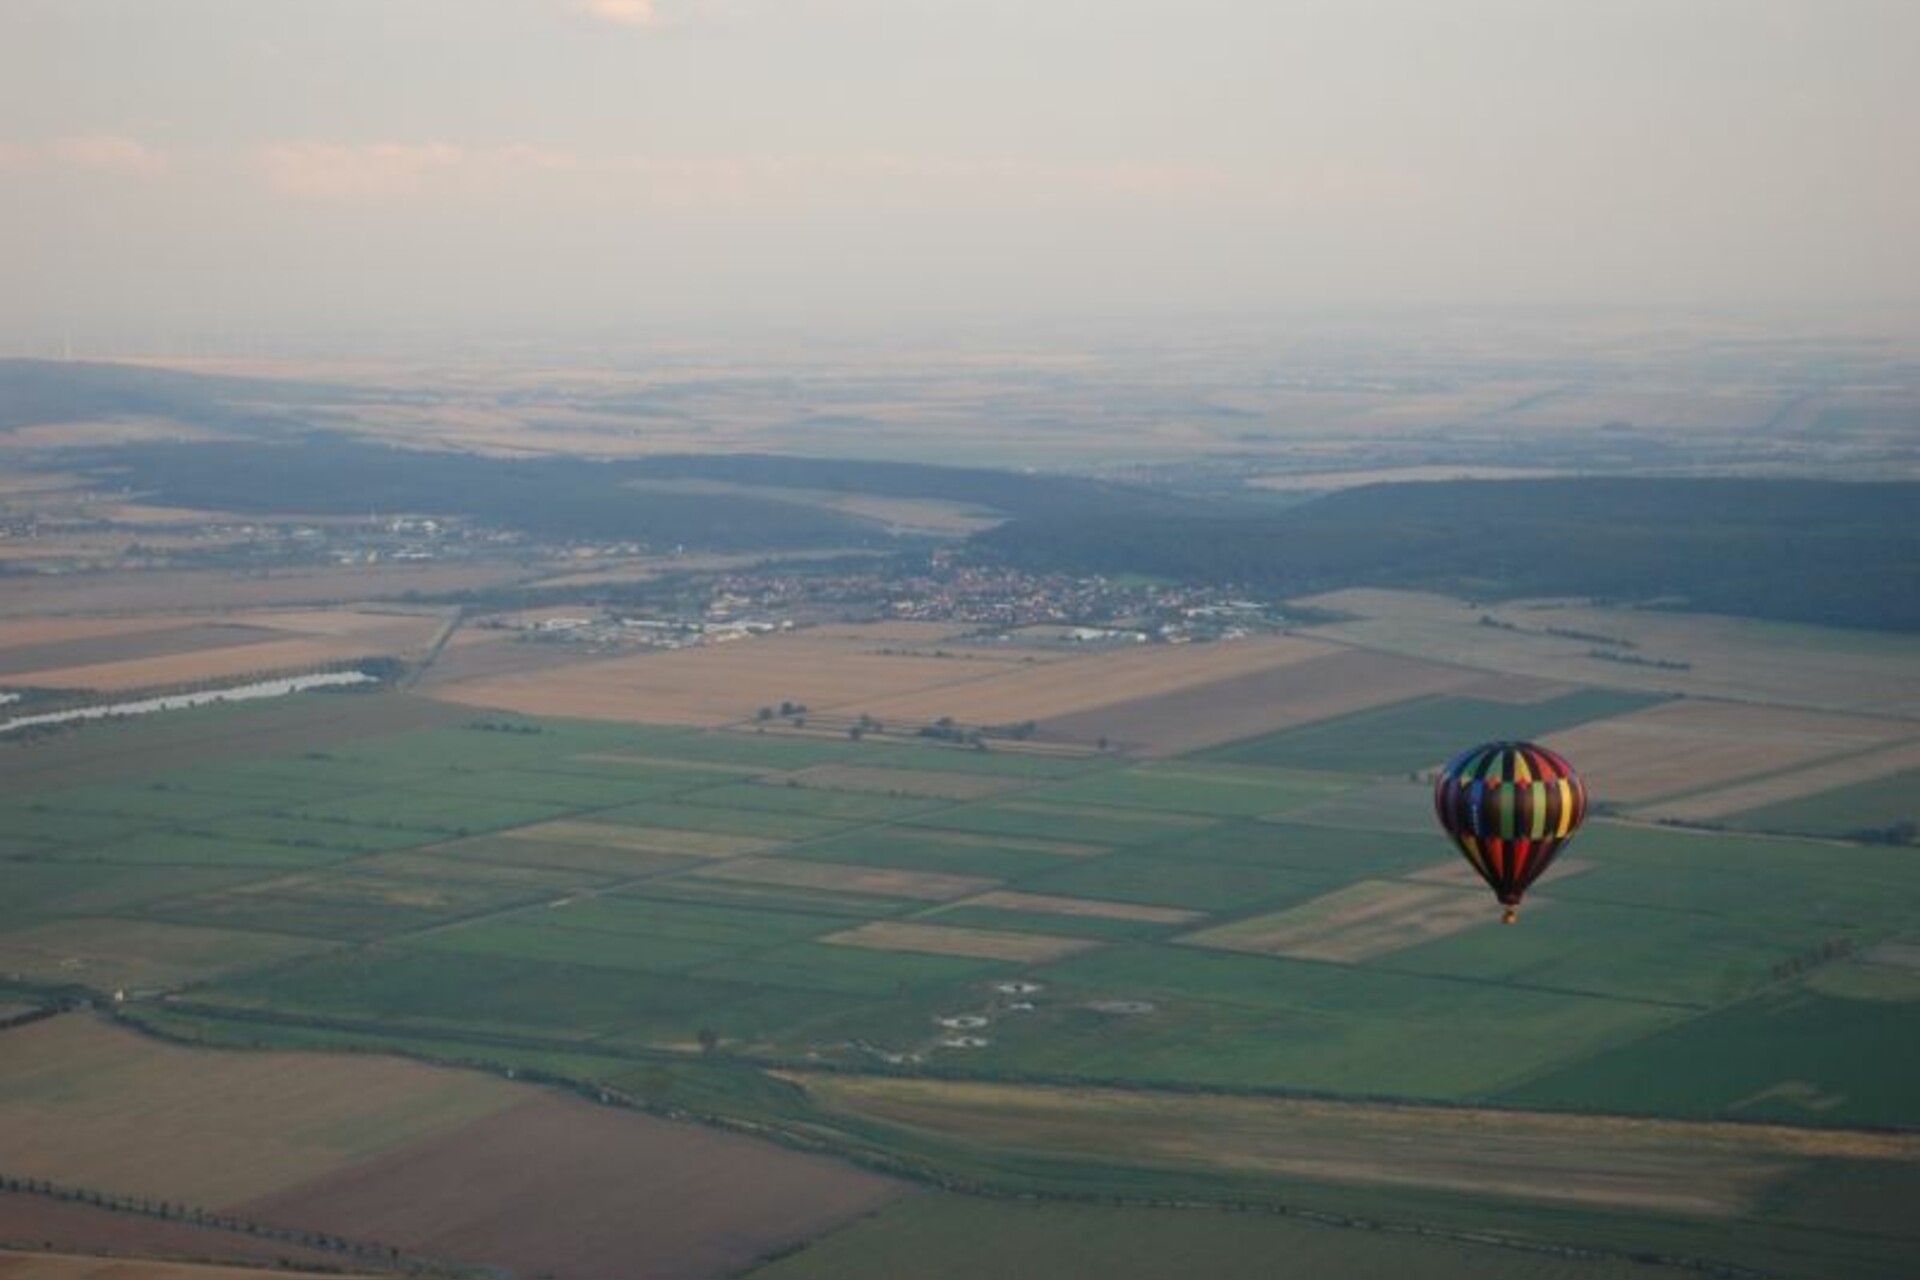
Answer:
[3, 607, 1918, 1279]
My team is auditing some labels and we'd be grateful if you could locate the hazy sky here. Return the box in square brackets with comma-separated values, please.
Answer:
[3, 0, 1916, 346]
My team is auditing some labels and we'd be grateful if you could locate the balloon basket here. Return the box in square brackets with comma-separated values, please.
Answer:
[1501, 905, 1518, 925]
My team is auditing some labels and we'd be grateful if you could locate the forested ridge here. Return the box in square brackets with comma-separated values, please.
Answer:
[65, 438, 1180, 553]
[970, 478, 1920, 632]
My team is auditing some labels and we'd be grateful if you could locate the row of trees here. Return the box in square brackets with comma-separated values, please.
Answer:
[0, 1173, 414, 1265]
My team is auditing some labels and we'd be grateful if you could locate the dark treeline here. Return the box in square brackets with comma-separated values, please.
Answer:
[68, 437, 1184, 553]
[77, 435, 887, 550]
[971, 478, 1920, 633]
[623, 453, 1189, 522]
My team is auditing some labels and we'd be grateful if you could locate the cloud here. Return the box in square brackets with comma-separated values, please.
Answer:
[5, 135, 172, 177]
[244, 140, 1410, 218]
[571, 0, 664, 29]
[257, 141, 464, 201]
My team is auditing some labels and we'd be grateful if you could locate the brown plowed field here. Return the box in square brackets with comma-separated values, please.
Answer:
[0, 625, 287, 678]
[0, 1203, 346, 1274]
[0, 1016, 520, 1208]
[1040, 646, 1482, 754]
[1544, 700, 1913, 805]
[236, 1093, 908, 1280]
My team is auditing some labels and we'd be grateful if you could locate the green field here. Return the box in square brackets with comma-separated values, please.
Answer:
[592, 799, 857, 840]
[1204, 689, 1667, 773]
[1723, 766, 1920, 840]
[1011, 852, 1332, 913]
[1503, 982, 1920, 1126]
[6, 687, 1920, 1280]
[783, 828, 1090, 879]
[909, 800, 1216, 846]
[1024, 762, 1356, 816]
[681, 779, 947, 822]
[7, 702, 1916, 1118]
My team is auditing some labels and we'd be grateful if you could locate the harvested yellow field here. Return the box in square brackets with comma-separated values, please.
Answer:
[1298, 588, 1920, 716]
[515, 820, 773, 859]
[957, 891, 1204, 925]
[0, 608, 447, 692]
[1179, 879, 1504, 962]
[1546, 700, 1913, 805]
[427, 627, 1026, 725]
[427, 627, 1416, 740]
[1640, 736, 1920, 822]
[790, 1074, 1920, 1218]
[824, 921, 1097, 963]
[784, 763, 1024, 800]
[0, 1015, 519, 1208]
[1040, 646, 1485, 754]
[694, 857, 996, 901]
[851, 634, 1338, 727]
[11, 640, 375, 692]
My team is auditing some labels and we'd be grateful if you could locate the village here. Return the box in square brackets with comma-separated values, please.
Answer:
[503, 552, 1299, 656]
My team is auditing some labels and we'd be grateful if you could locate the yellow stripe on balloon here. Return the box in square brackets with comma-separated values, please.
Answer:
[1457, 834, 1492, 881]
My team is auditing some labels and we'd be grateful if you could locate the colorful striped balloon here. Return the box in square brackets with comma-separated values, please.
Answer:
[1433, 740, 1587, 924]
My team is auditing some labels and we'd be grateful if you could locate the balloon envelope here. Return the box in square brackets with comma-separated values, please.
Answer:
[1433, 740, 1587, 922]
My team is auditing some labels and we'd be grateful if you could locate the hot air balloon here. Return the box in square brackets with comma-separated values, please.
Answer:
[1433, 740, 1587, 923]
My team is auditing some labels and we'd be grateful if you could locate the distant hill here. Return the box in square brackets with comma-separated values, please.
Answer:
[971, 477, 1920, 632]
[0, 358, 382, 434]
[68, 435, 884, 551]
[57, 434, 1193, 555]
